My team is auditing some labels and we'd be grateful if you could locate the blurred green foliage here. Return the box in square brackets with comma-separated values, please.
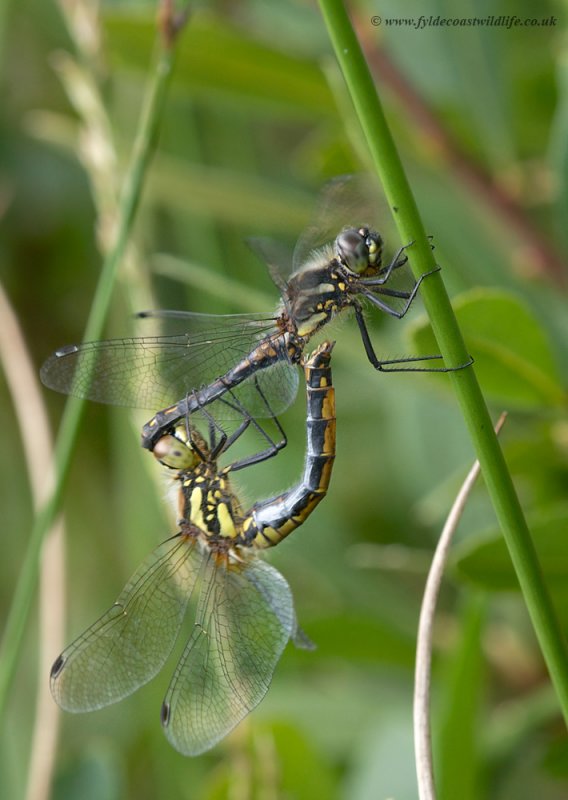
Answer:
[1, 0, 568, 798]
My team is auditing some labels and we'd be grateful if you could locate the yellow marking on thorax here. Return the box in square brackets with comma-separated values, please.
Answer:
[297, 313, 327, 337]
[315, 282, 335, 294]
[217, 503, 237, 538]
[189, 487, 205, 530]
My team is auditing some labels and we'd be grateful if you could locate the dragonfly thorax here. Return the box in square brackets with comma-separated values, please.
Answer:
[178, 462, 245, 542]
[285, 229, 381, 339]
[153, 430, 247, 542]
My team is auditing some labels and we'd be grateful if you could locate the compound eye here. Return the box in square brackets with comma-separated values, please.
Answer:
[335, 228, 369, 273]
[366, 232, 382, 267]
[153, 434, 197, 469]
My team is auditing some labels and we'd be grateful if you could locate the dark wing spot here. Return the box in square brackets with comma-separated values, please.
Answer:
[55, 344, 79, 358]
[50, 654, 65, 678]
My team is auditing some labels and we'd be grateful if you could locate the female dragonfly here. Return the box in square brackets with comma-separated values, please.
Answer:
[41, 175, 465, 451]
[50, 342, 336, 756]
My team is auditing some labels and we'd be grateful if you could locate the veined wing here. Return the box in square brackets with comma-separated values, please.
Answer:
[50, 532, 202, 712]
[246, 237, 294, 296]
[135, 309, 301, 423]
[292, 174, 396, 274]
[161, 556, 295, 756]
[40, 312, 283, 413]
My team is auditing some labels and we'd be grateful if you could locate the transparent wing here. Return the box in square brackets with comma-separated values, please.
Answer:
[40, 312, 298, 419]
[162, 556, 295, 756]
[135, 309, 276, 336]
[246, 237, 294, 295]
[50, 532, 202, 712]
[291, 621, 316, 651]
[292, 174, 397, 274]
[209, 357, 299, 424]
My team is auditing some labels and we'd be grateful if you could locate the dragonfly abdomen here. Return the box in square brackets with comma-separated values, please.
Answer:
[245, 341, 336, 549]
[141, 333, 298, 450]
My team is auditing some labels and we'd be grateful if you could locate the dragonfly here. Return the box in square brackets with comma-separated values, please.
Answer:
[50, 341, 336, 756]
[40, 175, 467, 451]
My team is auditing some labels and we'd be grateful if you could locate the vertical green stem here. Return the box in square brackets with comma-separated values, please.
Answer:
[0, 42, 176, 718]
[318, 0, 568, 724]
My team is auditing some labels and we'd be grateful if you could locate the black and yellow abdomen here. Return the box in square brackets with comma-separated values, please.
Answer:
[246, 340, 336, 549]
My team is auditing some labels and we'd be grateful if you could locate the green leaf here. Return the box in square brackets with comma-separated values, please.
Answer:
[409, 288, 565, 409]
[453, 506, 568, 592]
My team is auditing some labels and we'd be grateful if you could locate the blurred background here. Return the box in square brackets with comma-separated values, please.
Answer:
[1, 0, 568, 798]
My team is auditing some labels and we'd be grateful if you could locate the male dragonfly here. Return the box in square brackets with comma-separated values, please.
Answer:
[41, 175, 466, 450]
[50, 342, 336, 756]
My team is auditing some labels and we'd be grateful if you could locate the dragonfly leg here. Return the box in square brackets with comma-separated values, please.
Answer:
[186, 391, 233, 461]
[372, 242, 410, 284]
[353, 303, 473, 373]
[370, 235, 435, 284]
[185, 385, 286, 466]
[361, 266, 441, 319]
[219, 381, 287, 473]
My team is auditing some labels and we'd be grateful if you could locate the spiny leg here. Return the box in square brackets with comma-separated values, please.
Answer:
[353, 303, 472, 373]
[372, 234, 435, 285]
[371, 242, 411, 285]
[361, 266, 441, 320]
[219, 379, 287, 473]
[188, 390, 246, 461]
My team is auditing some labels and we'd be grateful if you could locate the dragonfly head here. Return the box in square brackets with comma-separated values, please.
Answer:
[153, 431, 204, 470]
[335, 227, 383, 276]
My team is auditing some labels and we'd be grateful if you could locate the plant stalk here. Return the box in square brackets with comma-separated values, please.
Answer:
[0, 31, 179, 719]
[318, 0, 568, 724]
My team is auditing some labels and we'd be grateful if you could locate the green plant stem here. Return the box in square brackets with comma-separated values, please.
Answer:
[0, 43, 177, 719]
[318, 0, 568, 725]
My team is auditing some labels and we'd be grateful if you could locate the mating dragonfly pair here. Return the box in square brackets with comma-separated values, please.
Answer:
[43, 176, 468, 756]
[50, 342, 335, 756]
